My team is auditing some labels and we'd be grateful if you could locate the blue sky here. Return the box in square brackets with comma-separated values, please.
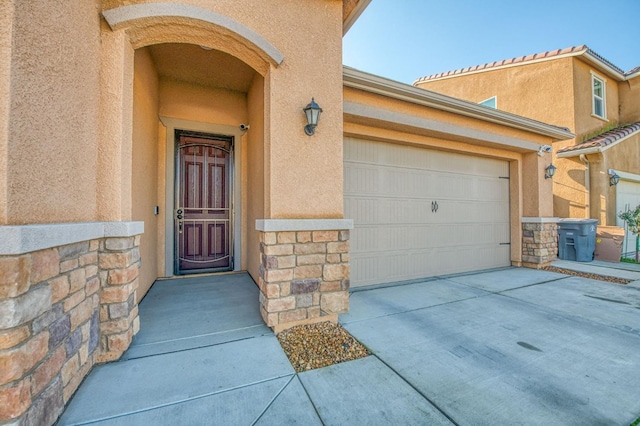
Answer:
[343, 0, 640, 85]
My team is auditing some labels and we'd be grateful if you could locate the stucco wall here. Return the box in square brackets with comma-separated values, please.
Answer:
[132, 47, 160, 300]
[246, 75, 266, 280]
[619, 77, 640, 125]
[572, 60, 620, 138]
[5, 0, 101, 225]
[0, 1, 13, 223]
[415, 58, 576, 131]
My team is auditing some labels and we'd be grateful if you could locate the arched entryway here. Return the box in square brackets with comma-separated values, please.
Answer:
[100, 3, 282, 298]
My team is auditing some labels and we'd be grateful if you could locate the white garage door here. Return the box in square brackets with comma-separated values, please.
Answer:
[615, 179, 640, 257]
[344, 137, 511, 287]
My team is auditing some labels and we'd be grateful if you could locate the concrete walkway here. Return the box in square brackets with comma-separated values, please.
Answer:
[59, 268, 640, 425]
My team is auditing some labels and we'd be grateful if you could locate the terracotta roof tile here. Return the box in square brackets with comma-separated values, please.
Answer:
[557, 122, 640, 154]
[414, 45, 627, 84]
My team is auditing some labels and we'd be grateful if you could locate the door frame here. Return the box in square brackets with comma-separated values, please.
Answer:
[160, 117, 243, 276]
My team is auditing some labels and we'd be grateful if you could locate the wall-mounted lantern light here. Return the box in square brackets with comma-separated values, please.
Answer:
[609, 169, 620, 186]
[544, 164, 556, 179]
[303, 98, 322, 136]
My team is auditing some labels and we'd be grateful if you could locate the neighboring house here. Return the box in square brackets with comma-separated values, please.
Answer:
[1, 1, 572, 424]
[414, 46, 640, 255]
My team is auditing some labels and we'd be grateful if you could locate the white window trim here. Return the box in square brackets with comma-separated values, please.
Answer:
[479, 96, 497, 109]
[590, 71, 607, 121]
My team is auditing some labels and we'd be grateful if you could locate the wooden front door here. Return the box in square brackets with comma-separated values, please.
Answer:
[175, 131, 233, 274]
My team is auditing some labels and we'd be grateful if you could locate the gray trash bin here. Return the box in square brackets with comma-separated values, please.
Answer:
[557, 219, 598, 262]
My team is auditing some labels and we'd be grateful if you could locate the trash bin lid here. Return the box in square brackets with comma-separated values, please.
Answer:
[558, 219, 598, 224]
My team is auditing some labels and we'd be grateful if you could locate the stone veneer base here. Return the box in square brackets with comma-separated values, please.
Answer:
[256, 219, 353, 332]
[0, 222, 142, 425]
[521, 217, 559, 268]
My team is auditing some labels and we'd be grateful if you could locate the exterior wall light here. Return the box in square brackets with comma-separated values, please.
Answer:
[609, 170, 620, 186]
[544, 164, 556, 179]
[303, 98, 322, 136]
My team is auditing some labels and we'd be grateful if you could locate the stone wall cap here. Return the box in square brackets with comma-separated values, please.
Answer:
[521, 217, 560, 224]
[0, 222, 144, 255]
[256, 219, 354, 232]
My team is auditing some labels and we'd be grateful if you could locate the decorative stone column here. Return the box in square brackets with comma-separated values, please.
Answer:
[256, 219, 353, 333]
[521, 217, 559, 268]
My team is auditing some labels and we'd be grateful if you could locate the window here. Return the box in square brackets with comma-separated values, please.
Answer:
[591, 73, 606, 119]
[479, 96, 497, 109]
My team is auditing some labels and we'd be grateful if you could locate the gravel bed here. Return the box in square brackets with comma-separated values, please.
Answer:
[544, 266, 631, 284]
[277, 321, 369, 372]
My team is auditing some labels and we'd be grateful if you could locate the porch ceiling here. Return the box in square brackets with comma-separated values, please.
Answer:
[148, 43, 256, 92]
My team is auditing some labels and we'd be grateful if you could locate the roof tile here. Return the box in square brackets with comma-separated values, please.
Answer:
[557, 122, 640, 154]
[413, 45, 626, 84]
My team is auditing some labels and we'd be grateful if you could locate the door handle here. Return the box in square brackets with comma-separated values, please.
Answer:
[431, 201, 439, 213]
[434, 201, 439, 213]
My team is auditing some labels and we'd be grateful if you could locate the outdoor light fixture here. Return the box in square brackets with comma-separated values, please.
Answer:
[609, 170, 620, 186]
[303, 98, 322, 136]
[544, 164, 556, 179]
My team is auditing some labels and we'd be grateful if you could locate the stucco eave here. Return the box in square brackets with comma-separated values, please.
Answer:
[343, 67, 574, 141]
[343, 0, 372, 35]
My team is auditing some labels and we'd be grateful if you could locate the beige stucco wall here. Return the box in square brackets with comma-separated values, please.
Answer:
[619, 76, 640, 125]
[415, 58, 576, 131]
[572, 60, 620, 138]
[3, 0, 101, 225]
[132, 47, 160, 300]
[246, 75, 266, 280]
[159, 81, 248, 126]
[0, 1, 13, 223]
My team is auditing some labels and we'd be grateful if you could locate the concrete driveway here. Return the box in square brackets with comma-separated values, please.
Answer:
[59, 267, 640, 425]
[343, 267, 640, 425]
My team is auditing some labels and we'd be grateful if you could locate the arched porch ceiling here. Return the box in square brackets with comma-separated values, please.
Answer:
[147, 43, 256, 92]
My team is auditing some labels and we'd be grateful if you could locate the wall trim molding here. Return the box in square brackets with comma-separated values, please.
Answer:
[0, 221, 144, 255]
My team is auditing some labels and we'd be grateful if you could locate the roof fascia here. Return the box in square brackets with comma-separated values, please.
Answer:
[344, 67, 574, 141]
[581, 51, 626, 81]
[626, 70, 640, 80]
[343, 0, 372, 35]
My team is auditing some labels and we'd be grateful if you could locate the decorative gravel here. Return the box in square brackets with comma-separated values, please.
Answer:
[544, 266, 631, 284]
[277, 321, 369, 372]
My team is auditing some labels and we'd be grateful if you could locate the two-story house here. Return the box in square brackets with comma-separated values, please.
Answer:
[415, 46, 640, 255]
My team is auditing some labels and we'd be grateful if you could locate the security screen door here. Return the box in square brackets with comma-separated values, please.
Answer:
[175, 131, 233, 274]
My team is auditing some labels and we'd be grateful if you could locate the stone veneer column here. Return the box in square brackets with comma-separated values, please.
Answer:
[521, 217, 559, 268]
[0, 222, 142, 425]
[256, 219, 353, 333]
[98, 236, 141, 363]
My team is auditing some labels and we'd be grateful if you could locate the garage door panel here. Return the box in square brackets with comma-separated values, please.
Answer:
[346, 163, 507, 202]
[345, 137, 511, 287]
[351, 244, 512, 287]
